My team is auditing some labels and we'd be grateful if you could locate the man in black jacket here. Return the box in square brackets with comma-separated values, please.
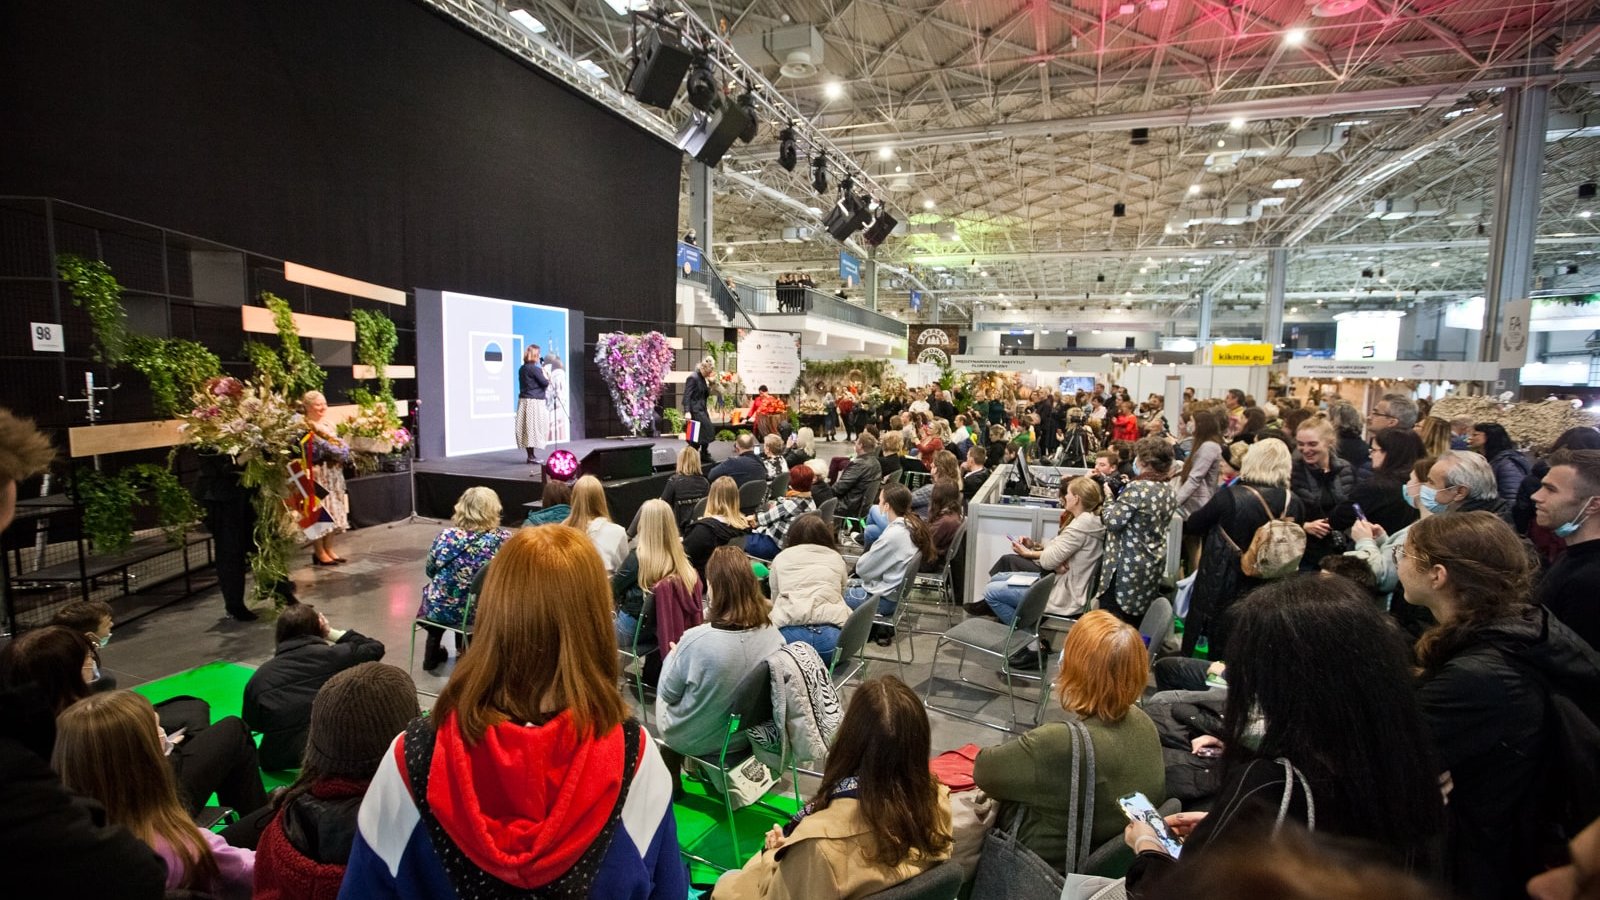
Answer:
[242, 603, 385, 770]
[833, 433, 884, 518]
[1532, 448, 1600, 650]
[706, 433, 769, 488]
[683, 356, 715, 455]
[930, 388, 957, 424]
[0, 408, 167, 899]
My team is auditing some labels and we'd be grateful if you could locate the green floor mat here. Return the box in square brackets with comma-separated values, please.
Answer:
[133, 660, 297, 792]
[672, 777, 801, 884]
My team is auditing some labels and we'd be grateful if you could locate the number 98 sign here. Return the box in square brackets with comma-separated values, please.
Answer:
[31, 322, 64, 352]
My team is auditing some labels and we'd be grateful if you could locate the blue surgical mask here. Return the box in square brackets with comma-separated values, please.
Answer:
[1419, 484, 1451, 516]
[1133, 460, 1143, 476]
[1401, 484, 1417, 509]
[1554, 497, 1596, 538]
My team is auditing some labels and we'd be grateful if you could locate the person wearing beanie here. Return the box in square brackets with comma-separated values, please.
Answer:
[242, 603, 385, 771]
[743, 464, 817, 560]
[253, 663, 419, 900]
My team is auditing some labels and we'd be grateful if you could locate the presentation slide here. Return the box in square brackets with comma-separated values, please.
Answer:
[439, 291, 573, 457]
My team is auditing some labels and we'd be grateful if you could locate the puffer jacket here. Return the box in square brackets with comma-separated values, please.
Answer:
[1416, 606, 1600, 899]
[1290, 456, 1356, 567]
[767, 544, 850, 629]
[1489, 449, 1532, 504]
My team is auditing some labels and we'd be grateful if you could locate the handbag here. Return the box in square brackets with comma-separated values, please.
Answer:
[970, 717, 1097, 899]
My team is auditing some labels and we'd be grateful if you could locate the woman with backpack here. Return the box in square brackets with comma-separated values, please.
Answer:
[1182, 440, 1304, 658]
[1399, 512, 1600, 899]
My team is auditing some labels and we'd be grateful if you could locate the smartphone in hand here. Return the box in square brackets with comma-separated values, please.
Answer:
[1119, 792, 1183, 857]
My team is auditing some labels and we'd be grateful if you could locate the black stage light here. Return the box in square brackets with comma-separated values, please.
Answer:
[1361, 268, 1374, 278]
[778, 126, 798, 171]
[823, 191, 873, 242]
[1113, 202, 1126, 217]
[625, 24, 694, 110]
[1131, 127, 1150, 146]
[1096, 273, 1105, 282]
[811, 152, 829, 193]
[863, 206, 898, 247]
[685, 51, 717, 112]
[840, 175, 855, 194]
[1581, 182, 1598, 200]
[737, 92, 760, 143]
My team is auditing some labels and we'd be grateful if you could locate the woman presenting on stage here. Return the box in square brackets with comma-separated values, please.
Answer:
[545, 351, 569, 445]
[300, 391, 351, 566]
[516, 343, 549, 464]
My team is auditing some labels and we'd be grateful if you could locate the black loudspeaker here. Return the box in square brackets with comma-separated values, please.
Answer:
[862, 210, 897, 247]
[582, 445, 653, 481]
[1580, 182, 1598, 200]
[683, 97, 750, 167]
[627, 26, 694, 110]
[823, 193, 872, 242]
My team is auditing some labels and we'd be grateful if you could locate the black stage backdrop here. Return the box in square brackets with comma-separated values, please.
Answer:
[0, 0, 678, 373]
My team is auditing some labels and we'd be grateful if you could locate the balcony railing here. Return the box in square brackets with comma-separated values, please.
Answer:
[745, 286, 906, 338]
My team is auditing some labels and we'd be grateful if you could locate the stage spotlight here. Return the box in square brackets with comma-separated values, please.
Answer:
[811, 152, 828, 193]
[542, 449, 581, 483]
[1113, 202, 1127, 218]
[625, 23, 694, 110]
[737, 91, 760, 143]
[1580, 182, 1598, 200]
[778, 126, 798, 171]
[1130, 127, 1150, 146]
[1361, 268, 1374, 278]
[840, 175, 855, 194]
[685, 51, 717, 112]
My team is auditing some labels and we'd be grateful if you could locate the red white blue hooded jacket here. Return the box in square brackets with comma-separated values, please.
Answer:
[337, 711, 684, 899]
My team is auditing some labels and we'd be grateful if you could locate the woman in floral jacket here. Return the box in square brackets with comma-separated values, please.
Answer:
[1097, 438, 1179, 626]
[417, 487, 511, 671]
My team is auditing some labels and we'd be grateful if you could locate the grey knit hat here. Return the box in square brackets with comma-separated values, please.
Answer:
[304, 662, 420, 778]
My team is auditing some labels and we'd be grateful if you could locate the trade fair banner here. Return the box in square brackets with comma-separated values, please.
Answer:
[838, 251, 860, 286]
[1287, 359, 1500, 381]
[677, 241, 702, 273]
[736, 329, 803, 394]
[909, 325, 960, 367]
[1209, 343, 1275, 366]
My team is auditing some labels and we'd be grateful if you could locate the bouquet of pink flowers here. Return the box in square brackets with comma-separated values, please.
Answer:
[179, 376, 302, 464]
[594, 331, 675, 435]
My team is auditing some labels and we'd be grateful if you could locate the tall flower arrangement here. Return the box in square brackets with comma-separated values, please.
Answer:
[179, 376, 305, 604]
[595, 331, 675, 436]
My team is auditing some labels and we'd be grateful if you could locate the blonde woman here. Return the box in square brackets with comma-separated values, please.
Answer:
[418, 486, 512, 670]
[682, 476, 748, 574]
[614, 499, 702, 651]
[55, 691, 255, 898]
[300, 390, 350, 566]
[564, 475, 628, 574]
[659, 446, 710, 532]
[979, 476, 1106, 634]
[515, 343, 549, 464]
[1416, 415, 1452, 460]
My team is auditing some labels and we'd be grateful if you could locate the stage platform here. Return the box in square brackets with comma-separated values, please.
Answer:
[412, 439, 683, 527]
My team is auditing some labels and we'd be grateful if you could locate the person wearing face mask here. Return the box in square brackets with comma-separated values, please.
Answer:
[1532, 449, 1600, 651]
[1348, 452, 1507, 636]
[50, 600, 118, 693]
[1401, 513, 1600, 899]
[1122, 576, 1446, 897]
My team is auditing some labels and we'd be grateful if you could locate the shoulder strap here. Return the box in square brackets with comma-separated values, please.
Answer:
[1239, 485, 1280, 521]
[402, 716, 644, 899]
[1064, 716, 1097, 874]
[1273, 757, 1316, 835]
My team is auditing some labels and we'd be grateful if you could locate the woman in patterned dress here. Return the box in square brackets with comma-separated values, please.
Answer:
[300, 391, 350, 566]
[545, 351, 570, 445]
[417, 487, 511, 671]
[1097, 437, 1179, 627]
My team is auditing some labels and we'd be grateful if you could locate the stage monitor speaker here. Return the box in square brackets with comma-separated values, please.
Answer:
[627, 26, 694, 110]
[678, 98, 750, 168]
[582, 444, 653, 481]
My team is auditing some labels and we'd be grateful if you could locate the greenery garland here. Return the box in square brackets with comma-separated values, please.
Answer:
[260, 292, 326, 398]
[74, 463, 200, 554]
[801, 359, 890, 386]
[351, 309, 398, 410]
[58, 254, 128, 365]
[125, 335, 222, 417]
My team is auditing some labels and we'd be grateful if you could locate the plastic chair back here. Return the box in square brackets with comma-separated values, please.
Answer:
[832, 598, 877, 678]
[865, 859, 963, 899]
[817, 497, 839, 528]
[1139, 596, 1174, 666]
[1013, 573, 1058, 632]
[726, 657, 774, 733]
[739, 479, 769, 514]
[769, 470, 790, 500]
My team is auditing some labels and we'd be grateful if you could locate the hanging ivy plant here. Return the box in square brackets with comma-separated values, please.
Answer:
[73, 463, 198, 554]
[260, 292, 326, 398]
[351, 309, 398, 410]
[57, 254, 128, 365]
[124, 335, 222, 417]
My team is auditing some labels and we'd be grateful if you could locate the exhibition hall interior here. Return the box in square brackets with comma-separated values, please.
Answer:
[5, 0, 1600, 897]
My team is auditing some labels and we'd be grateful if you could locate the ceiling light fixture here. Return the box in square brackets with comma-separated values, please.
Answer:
[1229, 117, 1246, 130]
[1285, 27, 1308, 46]
[685, 52, 717, 111]
[509, 9, 547, 33]
[877, 146, 893, 160]
[777, 125, 798, 171]
[1188, 184, 1202, 194]
[811, 151, 829, 193]
[576, 60, 609, 79]
[1272, 178, 1305, 190]
[823, 80, 844, 100]
[923, 198, 936, 210]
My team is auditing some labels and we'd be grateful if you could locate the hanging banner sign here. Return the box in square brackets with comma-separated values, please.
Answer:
[1498, 298, 1532, 369]
[736, 329, 803, 394]
[676, 242, 702, 273]
[1209, 343, 1274, 366]
[1288, 359, 1501, 381]
[838, 252, 860, 286]
[908, 325, 959, 367]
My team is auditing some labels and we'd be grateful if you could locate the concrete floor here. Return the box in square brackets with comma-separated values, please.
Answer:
[102, 442, 1034, 760]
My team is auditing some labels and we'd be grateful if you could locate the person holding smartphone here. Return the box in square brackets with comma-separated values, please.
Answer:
[1121, 575, 1444, 898]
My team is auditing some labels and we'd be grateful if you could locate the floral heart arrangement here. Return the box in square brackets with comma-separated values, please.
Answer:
[594, 331, 675, 435]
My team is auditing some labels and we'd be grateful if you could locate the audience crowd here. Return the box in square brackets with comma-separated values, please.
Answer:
[2, 375, 1600, 900]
